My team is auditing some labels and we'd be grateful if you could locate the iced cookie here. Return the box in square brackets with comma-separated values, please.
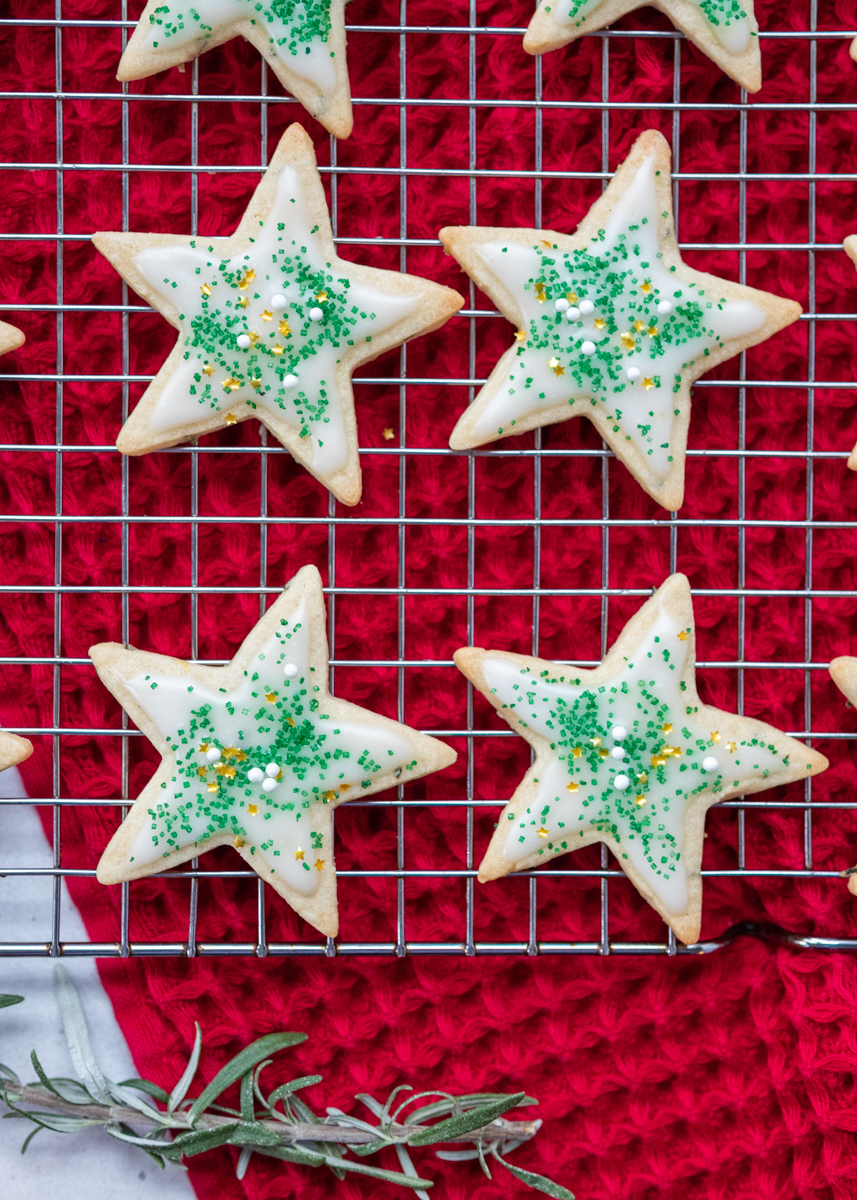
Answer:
[118, 0, 355, 139]
[0, 320, 24, 359]
[93, 124, 462, 507]
[829, 655, 857, 898]
[440, 129, 799, 512]
[524, 0, 761, 93]
[456, 574, 827, 945]
[92, 565, 456, 938]
[0, 730, 32, 773]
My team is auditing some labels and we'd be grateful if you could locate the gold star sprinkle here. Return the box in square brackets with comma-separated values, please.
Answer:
[272, 344, 284, 356]
[641, 281, 652, 294]
[540, 239, 552, 248]
[223, 377, 241, 392]
[677, 630, 689, 641]
[572, 746, 583, 757]
[710, 731, 721, 744]
[637, 772, 648, 784]
[200, 283, 211, 296]
[537, 826, 549, 838]
[207, 782, 218, 793]
[261, 309, 273, 322]
[339, 784, 350, 792]
[635, 795, 647, 806]
[633, 319, 646, 332]
[278, 320, 291, 337]
[594, 318, 606, 330]
[315, 858, 326, 871]
[224, 412, 238, 425]
[567, 291, 578, 303]
[590, 737, 602, 746]
[566, 781, 579, 793]
[295, 848, 305, 860]
[250, 378, 262, 391]
[234, 837, 245, 848]
[598, 748, 609, 759]
[647, 325, 658, 338]
[221, 746, 239, 759]
[548, 358, 565, 377]
[651, 754, 668, 767]
[664, 745, 682, 757]
[247, 804, 258, 815]
[286, 716, 295, 727]
[323, 789, 337, 800]
[248, 329, 260, 344]
[237, 296, 250, 309]
[215, 763, 236, 779]
[196, 766, 207, 779]
[199, 743, 210, 753]
[621, 332, 636, 351]
[316, 290, 328, 301]
[727, 742, 737, 754]
[265, 691, 277, 702]
[534, 282, 547, 302]
[662, 723, 673, 733]
[642, 377, 655, 391]
[201, 363, 215, 378]
[514, 328, 527, 342]
[240, 269, 256, 288]
[382, 427, 395, 441]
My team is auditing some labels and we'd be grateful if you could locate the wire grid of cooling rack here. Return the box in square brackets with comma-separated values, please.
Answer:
[1, 3, 857, 959]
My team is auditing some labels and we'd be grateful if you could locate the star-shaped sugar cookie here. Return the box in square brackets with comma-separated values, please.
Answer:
[92, 565, 456, 938]
[0, 730, 33, 774]
[524, 0, 761, 93]
[93, 124, 461, 506]
[119, 0, 355, 138]
[456, 574, 827, 945]
[440, 130, 799, 512]
[828, 655, 857, 898]
[0, 319, 24, 359]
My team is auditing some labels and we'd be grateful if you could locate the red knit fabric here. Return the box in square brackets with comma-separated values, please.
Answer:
[3, 1, 857, 1197]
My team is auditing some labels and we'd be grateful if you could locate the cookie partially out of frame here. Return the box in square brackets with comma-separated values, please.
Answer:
[92, 565, 456, 939]
[524, 0, 761, 94]
[456, 574, 827, 946]
[0, 730, 33, 774]
[118, 0, 355, 139]
[93, 123, 462, 507]
[440, 129, 800, 512]
[829, 655, 857, 899]
[0, 320, 24, 359]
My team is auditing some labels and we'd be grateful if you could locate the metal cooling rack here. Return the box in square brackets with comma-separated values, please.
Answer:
[0, 3, 856, 959]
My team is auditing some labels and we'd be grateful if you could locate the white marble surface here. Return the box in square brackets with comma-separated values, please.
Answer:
[0, 767, 196, 1198]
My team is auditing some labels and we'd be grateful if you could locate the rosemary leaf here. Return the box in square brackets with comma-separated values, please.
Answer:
[20, 1126, 41, 1154]
[53, 966, 113, 1105]
[168, 1022, 202, 1113]
[236, 1145, 253, 1180]
[267, 1076, 322, 1108]
[187, 1033, 307, 1126]
[230, 1122, 284, 1148]
[240, 1071, 255, 1124]
[394, 1141, 432, 1200]
[0, 995, 23, 1009]
[118, 1078, 170, 1103]
[260, 1144, 434, 1188]
[407, 1093, 526, 1147]
[434, 1149, 480, 1162]
[172, 1122, 240, 1157]
[496, 1156, 576, 1199]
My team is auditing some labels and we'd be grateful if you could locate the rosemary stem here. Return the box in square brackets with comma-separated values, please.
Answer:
[3, 1084, 541, 1146]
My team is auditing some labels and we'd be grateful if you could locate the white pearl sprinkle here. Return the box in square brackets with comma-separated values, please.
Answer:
[554, 298, 570, 312]
[566, 306, 580, 321]
[579, 299, 595, 316]
[247, 767, 264, 783]
[703, 756, 720, 773]
[284, 663, 298, 678]
[611, 746, 625, 760]
[270, 294, 287, 310]
[613, 775, 630, 791]
[657, 300, 673, 316]
[309, 306, 324, 321]
[262, 777, 278, 793]
[611, 726, 627, 741]
[236, 334, 251, 350]
[265, 762, 280, 778]
[581, 340, 596, 357]
[626, 366, 641, 382]
[282, 373, 298, 388]
[205, 747, 221, 763]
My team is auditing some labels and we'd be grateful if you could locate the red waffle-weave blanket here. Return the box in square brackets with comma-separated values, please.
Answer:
[4, 1, 857, 1197]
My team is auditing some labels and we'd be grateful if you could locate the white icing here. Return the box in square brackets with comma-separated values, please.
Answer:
[546, 0, 752, 55]
[122, 601, 415, 896]
[483, 602, 788, 919]
[141, 0, 338, 93]
[134, 165, 417, 478]
[471, 154, 766, 478]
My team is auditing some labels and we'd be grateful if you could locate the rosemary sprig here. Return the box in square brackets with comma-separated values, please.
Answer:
[0, 972, 573, 1198]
